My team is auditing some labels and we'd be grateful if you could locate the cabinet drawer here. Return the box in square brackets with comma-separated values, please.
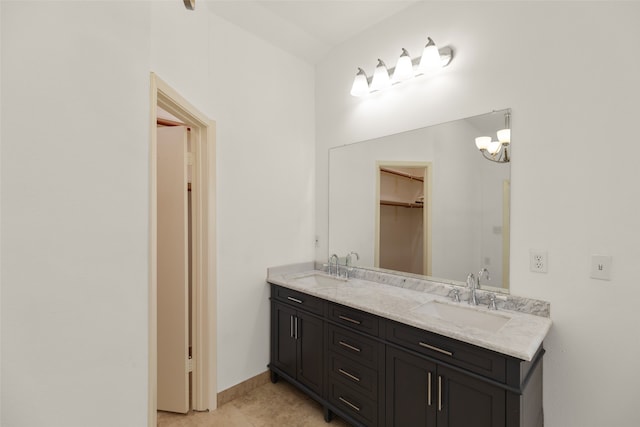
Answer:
[328, 352, 378, 401]
[272, 285, 325, 316]
[328, 380, 378, 427]
[328, 324, 379, 369]
[328, 302, 379, 337]
[385, 319, 507, 382]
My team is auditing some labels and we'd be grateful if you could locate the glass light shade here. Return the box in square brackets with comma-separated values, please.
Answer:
[393, 49, 414, 82]
[418, 37, 442, 74]
[487, 140, 502, 155]
[350, 68, 369, 97]
[370, 59, 391, 91]
[497, 128, 511, 144]
[475, 136, 491, 150]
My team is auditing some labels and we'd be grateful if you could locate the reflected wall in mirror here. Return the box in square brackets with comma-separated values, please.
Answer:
[329, 109, 511, 291]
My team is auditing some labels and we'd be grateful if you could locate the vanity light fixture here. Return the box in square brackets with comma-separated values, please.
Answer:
[371, 59, 391, 91]
[475, 111, 511, 163]
[393, 49, 414, 82]
[350, 68, 370, 97]
[418, 37, 443, 74]
[350, 36, 453, 97]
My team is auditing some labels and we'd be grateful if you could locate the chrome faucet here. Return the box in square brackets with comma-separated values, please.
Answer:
[466, 273, 478, 305]
[468, 268, 490, 306]
[345, 251, 359, 279]
[329, 254, 339, 277]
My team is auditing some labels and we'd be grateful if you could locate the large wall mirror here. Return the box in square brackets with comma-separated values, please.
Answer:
[328, 109, 511, 292]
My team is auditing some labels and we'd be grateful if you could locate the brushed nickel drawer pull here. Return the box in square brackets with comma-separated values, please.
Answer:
[339, 396, 361, 412]
[287, 296, 303, 304]
[419, 342, 453, 357]
[339, 341, 361, 353]
[338, 368, 361, 382]
[438, 376, 442, 411]
[338, 315, 362, 325]
[427, 371, 432, 406]
[290, 315, 294, 338]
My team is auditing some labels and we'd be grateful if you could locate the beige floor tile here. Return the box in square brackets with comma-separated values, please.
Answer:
[158, 380, 352, 427]
[159, 404, 255, 427]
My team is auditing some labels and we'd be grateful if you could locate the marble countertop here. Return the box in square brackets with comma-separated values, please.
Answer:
[267, 266, 552, 362]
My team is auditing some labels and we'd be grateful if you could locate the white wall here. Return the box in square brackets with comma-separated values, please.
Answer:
[316, 2, 640, 426]
[1, 2, 151, 426]
[208, 16, 316, 392]
[1, 1, 315, 426]
[149, 2, 316, 392]
[0, 1, 3, 421]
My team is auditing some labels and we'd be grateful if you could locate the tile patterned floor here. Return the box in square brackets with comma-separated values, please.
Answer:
[158, 380, 352, 427]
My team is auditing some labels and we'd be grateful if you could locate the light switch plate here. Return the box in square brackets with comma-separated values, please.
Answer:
[590, 255, 612, 281]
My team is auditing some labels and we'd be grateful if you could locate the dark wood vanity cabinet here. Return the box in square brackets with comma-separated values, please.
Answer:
[269, 284, 544, 427]
[384, 319, 543, 427]
[325, 306, 386, 427]
[386, 346, 506, 427]
[270, 297, 325, 397]
[386, 346, 438, 426]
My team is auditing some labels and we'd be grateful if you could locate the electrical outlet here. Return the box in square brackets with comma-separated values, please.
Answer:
[530, 250, 548, 273]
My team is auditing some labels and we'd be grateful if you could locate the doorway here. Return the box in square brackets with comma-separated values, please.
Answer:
[375, 162, 432, 275]
[149, 73, 217, 427]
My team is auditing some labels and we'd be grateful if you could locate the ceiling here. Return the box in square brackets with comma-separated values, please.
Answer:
[206, 1, 419, 63]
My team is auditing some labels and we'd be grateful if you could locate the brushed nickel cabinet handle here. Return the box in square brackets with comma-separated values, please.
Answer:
[338, 315, 362, 325]
[290, 315, 294, 338]
[287, 296, 303, 304]
[294, 317, 299, 340]
[339, 396, 361, 412]
[339, 341, 361, 353]
[419, 342, 453, 357]
[438, 376, 442, 411]
[427, 371, 432, 406]
[338, 368, 361, 382]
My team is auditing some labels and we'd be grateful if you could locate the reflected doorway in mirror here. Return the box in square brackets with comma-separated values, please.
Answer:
[375, 162, 432, 276]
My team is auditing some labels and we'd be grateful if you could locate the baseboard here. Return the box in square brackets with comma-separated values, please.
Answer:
[217, 370, 271, 407]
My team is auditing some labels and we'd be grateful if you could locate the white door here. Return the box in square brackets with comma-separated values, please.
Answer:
[157, 126, 189, 413]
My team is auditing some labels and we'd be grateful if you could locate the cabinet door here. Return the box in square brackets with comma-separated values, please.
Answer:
[272, 302, 297, 379]
[437, 365, 506, 427]
[386, 346, 437, 427]
[297, 311, 324, 395]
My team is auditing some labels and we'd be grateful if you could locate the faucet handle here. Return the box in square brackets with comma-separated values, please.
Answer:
[487, 293, 498, 310]
[451, 289, 461, 303]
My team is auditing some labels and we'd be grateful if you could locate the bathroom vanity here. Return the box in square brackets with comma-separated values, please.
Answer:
[267, 264, 551, 427]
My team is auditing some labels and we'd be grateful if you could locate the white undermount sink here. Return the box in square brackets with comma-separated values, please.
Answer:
[289, 272, 347, 288]
[412, 300, 511, 333]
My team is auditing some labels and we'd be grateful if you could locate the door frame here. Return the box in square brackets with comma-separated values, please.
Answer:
[374, 161, 432, 275]
[502, 179, 510, 289]
[149, 73, 217, 426]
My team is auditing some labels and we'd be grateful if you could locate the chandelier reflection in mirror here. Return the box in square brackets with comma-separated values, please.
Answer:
[350, 37, 454, 97]
[475, 111, 511, 163]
